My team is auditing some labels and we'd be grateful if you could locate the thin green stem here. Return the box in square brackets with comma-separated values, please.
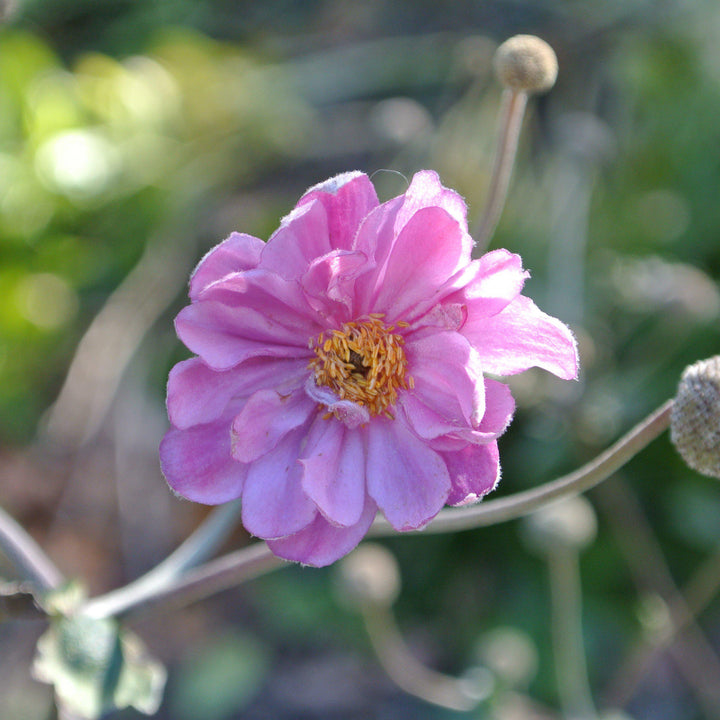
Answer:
[0, 504, 64, 593]
[361, 601, 483, 711]
[80, 400, 672, 620]
[372, 399, 673, 537]
[548, 546, 597, 720]
[82, 499, 241, 619]
[86, 542, 282, 619]
[474, 88, 528, 249]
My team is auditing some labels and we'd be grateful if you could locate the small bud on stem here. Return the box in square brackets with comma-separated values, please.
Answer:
[493, 35, 558, 95]
[671, 356, 720, 478]
[475, 35, 558, 249]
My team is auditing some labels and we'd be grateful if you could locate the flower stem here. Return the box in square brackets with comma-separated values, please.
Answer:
[82, 499, 242, 619]
[474, 88, 528, 249]
[80, 400, 672, 620]
[371, 399, 673, 536]
[0, 504, 64, 593]
[548, 546, 597, 720]
[91, 542, 284, 619]
[361, 601, 483, 712]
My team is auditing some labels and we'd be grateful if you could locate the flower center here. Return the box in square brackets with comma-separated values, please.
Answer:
[308, 314, 413, 419]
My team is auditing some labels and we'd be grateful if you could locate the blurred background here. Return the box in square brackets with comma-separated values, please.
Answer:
[1, 0, 720, 718]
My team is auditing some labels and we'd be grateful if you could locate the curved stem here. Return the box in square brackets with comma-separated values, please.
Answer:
[361, 602, 483, 711]
[86, 542, 282, 619]
[371, 399, 673, 536]
[0, 504, 64, 593]
[81, 400, 672, 620]
[82, 499, 241, 619]
[474, 88, 528, 249]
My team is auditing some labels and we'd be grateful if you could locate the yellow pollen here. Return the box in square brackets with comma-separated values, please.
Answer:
[309, 316, 411, 418]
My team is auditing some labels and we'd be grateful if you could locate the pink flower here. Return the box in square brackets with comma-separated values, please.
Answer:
[160, 170, 578, 566]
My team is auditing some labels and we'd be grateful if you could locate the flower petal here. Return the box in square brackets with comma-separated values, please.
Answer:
[395, 170, 469, 246]
[231, 389, 316, 463]
[259, 200, 331, 280]
[304, 376, 371, 430]
[167, 357, 307, 430]
[300, 417, 366, 527]
[260, 172, 378, 280]
[267, 497, 377, 567]
[463, 294, 579, 379]
[160, 418, 247, 504]
[404, 330, 484, 431]
[175, 300, 312, 370]
[300, 248, 370, 323]
[442, 441, 500, 507]
[297, 171, 379, 251]
[370, 206, 471, 321]
[241, 426, 316, 539]
[477, 378, 516, 436]
[366, 418, 451, 530]
[190, 232, 264, 300]
[455, 249, 529, 317]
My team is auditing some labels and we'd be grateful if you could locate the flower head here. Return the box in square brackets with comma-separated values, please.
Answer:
[160, 170, 578, 566]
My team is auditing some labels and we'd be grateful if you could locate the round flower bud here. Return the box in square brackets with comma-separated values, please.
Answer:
[493, 35, 558, 94]
[671, 356, 720, 478]
[336, 543, 400, 607]
[523, 495, 598, 553]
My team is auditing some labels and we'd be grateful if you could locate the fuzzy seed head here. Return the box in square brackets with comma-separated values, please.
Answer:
[671, 356, 720, 478]
[494, 35, 558, 94]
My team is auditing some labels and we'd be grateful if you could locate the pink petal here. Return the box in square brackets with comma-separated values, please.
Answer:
[350, 196, 405, 314]
[300, 416, 366, 527]
[442, 442, 500, 506]
[296, 171, 379, 251]
[477, 379, 516, 436]
[241, 426, 316, 539]
[160, 418, 247, 504]
[370, 207, 471, 322]
[456, 249, 529, 317]
[300, 249, 371, 323]
[167, 357, 307, 430]
[231, 389, 316, 463]
[304, 376, 371, 430]
[404, 330, 484, 432]
[198, 268, 318, 327]
[175, 301, 312, 370]
[259, 200, 331, 280]
[366, 418, 451, 531]
[259, 173, 378, 281]
[190, 232, 264, 300]
[395, 170, 469, 246]
[463, 294, 579, 379]
[267, 497, 377, 567]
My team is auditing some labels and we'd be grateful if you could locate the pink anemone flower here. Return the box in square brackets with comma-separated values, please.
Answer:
[160, 170, 578, 566]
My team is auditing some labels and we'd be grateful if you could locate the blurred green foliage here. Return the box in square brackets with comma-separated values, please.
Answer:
[2, 1, 720, 719]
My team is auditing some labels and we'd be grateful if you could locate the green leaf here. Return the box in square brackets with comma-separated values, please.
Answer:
[32, 614, 166, 718]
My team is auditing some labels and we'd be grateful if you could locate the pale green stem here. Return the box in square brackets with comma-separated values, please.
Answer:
[548, 546, 597, 720]
[79, 400, 673, 620]
[474, 88, 528, 249]
[361, 601, 482, 712]
[0, 504, 64, 593]
[75, 400, 672, 619]
[372, 399, 673, 537]
[85, 542, 284, 619]
[82, 499, 241, 619]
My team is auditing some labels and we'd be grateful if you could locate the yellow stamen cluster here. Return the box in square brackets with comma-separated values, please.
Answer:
[309, 314, 413, 420]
